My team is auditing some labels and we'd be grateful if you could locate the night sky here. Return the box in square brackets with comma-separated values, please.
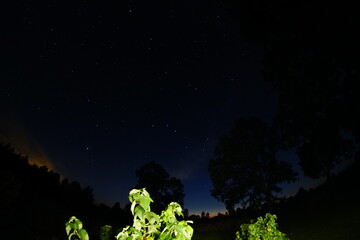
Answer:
[1, 1, 320, 215]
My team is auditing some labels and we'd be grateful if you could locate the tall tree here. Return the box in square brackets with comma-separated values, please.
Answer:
[135, 161, 185, 214]
[208, 118, 297, 213]
[222, 1, 359, 176]
[297, 121, 354, 180]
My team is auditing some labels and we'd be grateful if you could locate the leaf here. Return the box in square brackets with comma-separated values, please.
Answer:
[65, 224, 72, 235]
[69, 223, 75, 231]
[79, 229, 89, 240]
[131, 201, 137, 215]
[174, 224, 193, 240]
[134, 205, 145, 219]
[133, 220, 142, 230]
[116, 226, 130, 240]
[75, 219, 83, 230]
[145, 211, 160, 225]
[139, 195, 153, 211]
[159, 232, 172, 240]
[147, 224, 159, 235]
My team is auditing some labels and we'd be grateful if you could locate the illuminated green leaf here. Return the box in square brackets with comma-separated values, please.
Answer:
[134, 205, 145, 219]
[65, 224, 71, 235]
[79, 229, 89, 240]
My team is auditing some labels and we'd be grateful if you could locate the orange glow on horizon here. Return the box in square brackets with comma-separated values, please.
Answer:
[0, 114, 55, 171]
[27, 154, 55, 171]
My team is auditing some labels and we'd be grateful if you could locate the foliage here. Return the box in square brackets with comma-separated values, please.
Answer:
[0, 142, 98, 239]
[236, 213, 289, 240]
[222, 1, 359, 180]
[65, 216, 89, 240]
[209, 118, 297, 212]
[64, 188, 193, 240]
[296, 122, 354, 180]
[135, 161, 185, 214]
[100, 225, 112, 240]
[116, 188, 193, 240]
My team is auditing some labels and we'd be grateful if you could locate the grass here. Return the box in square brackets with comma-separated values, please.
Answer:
[191, 217, 245, 240]
[280, 204, 360, 240]
[190, 203, 360, 240]
[192, 231, 234, 240]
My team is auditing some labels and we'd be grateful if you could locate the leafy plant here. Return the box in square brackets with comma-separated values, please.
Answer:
[116, 188, 193, 240]
[64, 188, 193, 240]
[100, 225, 112, 240]
[236, 213, 289, 240]
[65, 216, 89, 240]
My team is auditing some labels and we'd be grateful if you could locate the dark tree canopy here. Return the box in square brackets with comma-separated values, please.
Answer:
[0, 142, 130, 239]
[208, 118, 297, 213]
[297, 121, 354, 180]
[135, 161, 185, 214]
[222, 1, 360, 178]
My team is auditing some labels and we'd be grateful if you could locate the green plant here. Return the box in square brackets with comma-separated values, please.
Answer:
[65, 216, 89, 240]
[100, 225, 112, 240]
[64, 188, 193, 240]
[116, 188, 193, 240]
[235, 213, 289, 240]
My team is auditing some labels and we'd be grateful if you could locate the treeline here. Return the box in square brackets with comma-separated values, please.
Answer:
[1, 140, 359, 238]
[192, 158, 360, 237]
[207, 1, 360, 214]
[246, 157, 358, 219]
[278, 158, 360, 215]
[0, 143, 131, 240]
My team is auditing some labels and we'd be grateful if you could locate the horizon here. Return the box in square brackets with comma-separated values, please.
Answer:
[3, 140, 334, 217]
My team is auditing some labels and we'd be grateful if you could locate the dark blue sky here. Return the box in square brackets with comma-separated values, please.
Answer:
[1, 1, 322, 215]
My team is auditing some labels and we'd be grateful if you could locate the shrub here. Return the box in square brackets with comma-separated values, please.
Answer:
[236, 213, 289, 240]
[100, 225, 112, 240]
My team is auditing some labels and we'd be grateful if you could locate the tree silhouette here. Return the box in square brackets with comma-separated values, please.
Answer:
[0, 142, 102, 239]
[0, 143, 24, 209]
[222, 1, 359, 177]
[183, 208, 189, 219]
[134, 161, 185, 214]
[297, 121, 354, 180]
[208, 118, 297, 213]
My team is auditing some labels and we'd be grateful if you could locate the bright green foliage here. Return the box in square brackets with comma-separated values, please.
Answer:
[236, 213, 289, 240]
[100, 225, 112, 240]
[65, 216, 89, 240]
[64, 188, 193, 240]
[116, 188, 193, 240]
